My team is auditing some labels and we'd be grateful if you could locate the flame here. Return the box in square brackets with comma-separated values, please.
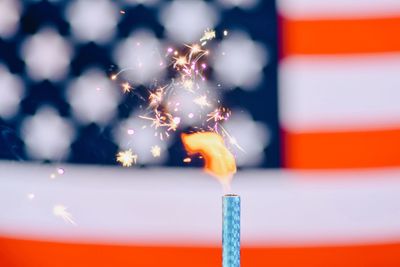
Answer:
[181, 132, 236, 186]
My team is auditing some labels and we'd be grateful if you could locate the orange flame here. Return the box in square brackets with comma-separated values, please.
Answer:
[181, 132, 236, 186]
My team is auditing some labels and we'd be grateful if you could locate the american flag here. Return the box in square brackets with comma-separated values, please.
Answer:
[0, 0, 399, 266]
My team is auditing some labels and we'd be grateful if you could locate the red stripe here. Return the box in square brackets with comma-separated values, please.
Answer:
[1, 237, 400, 267]
[283, 128, 400, 169]
[281, 16, 400, 56]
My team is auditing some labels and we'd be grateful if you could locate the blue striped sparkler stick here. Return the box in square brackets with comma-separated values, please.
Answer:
[180, 132, 239, 266]
[222, 194, 241, 267]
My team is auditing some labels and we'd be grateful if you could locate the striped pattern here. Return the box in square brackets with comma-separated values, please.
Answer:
[278, 0, 400, 169]
[1, 163, 400, 266]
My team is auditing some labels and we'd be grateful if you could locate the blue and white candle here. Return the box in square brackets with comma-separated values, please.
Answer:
[222, 194, 241, 267]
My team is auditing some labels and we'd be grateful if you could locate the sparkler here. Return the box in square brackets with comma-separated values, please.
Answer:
[110, 28, 244, 267]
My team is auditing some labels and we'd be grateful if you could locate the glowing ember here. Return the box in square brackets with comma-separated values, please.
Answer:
[173, 56, 188, 68]
[116, 149, 137, 167]
[181, 132, 236, 186]
[149, 86, 166, 107]
[151, 145, 161, 157]
[121, 82, 133, 93]
[183, 157, 191, 163]
[182, 79, 194, 91]
[193, 95, 211, 108]
[53, 205, 76, 225]
[200, 29, 216, 42]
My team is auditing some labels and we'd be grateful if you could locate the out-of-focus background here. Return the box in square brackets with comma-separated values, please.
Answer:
[0, 0, 400, 266]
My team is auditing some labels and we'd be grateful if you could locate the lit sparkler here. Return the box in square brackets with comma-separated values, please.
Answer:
[112, 28, 244, 166]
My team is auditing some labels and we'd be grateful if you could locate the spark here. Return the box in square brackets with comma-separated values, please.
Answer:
[116, 149, 138, 167]
[173, 117, 181, 125]
[168, 116, 180, 131]
[53, 205, 76, 225]
[121, 82, 133, 93]
[182, 78, 194, 91]
[57, 168, 65, 175]
[186, 43, 204, 59]
[219, 125, 246, 153]
[149, 86, 166, 107]
[120, 10, 126, 14]
[173, 56, 188, 68]
[207, 107, 231, 122]
[183, 157, 192, 163]
[200, 29, 216, 42]
[111, 74, 117, 80]
[223, 30, 228, 36]
[193, 95, 211, 108]
[127, 129, 134, 135]
[151, 145, 161, 157]
[139, 110, 178, 134]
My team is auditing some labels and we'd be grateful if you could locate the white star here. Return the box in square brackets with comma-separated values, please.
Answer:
[67, 68, 122, 125]
[66, 0, 120, 43]
[21, 28, 72, 81]
[20, 107, 75, 160]
[0, 65, 24, 119]
[159, 0, 219, 43]
[213, 31, 268, 90]
[0, 0, 21, 39]
[113, 30, 165, 85]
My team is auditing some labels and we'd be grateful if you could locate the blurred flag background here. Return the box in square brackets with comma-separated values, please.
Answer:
[0, 0, 399, 266]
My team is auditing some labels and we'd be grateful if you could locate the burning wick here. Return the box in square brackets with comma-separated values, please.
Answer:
[181, 132, 240, 266]
[181, 132, 236, 188]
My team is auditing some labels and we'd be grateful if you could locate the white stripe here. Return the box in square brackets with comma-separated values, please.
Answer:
[278, 0, 400, 19]
[1, 162, 400, 246]
[279, 54, 400, 132]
